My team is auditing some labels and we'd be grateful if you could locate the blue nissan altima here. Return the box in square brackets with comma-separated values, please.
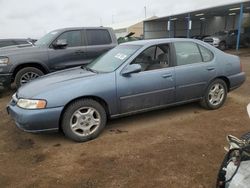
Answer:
[7, 39, 246, 142]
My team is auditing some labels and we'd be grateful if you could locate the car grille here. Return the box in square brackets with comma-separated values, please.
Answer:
[203, 38, 214, 43]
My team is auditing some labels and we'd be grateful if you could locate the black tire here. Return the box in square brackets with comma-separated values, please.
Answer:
[200, 79, 227, 110]
[61, 99, 107, 142]
[218, 41, 226, 51]
[15, 67, 44, 88]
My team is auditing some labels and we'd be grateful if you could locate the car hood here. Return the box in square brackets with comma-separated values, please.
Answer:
[17, 67, 96, 98]
[0, 45, 45, 56]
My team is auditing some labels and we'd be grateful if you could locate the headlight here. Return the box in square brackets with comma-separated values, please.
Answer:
[0, 57, 9, 64]
[213, 38, 220, 44]
[17, 99, 47, 109]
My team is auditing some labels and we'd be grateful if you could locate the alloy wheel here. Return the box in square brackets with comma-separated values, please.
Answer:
[20, 72, 40, 85]
[70, 107, 101, 136]
[208, 83, 225, 106]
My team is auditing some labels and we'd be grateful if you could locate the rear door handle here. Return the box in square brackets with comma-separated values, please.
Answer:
[162, 74, 172, 78]
[206, 67, 215, 71]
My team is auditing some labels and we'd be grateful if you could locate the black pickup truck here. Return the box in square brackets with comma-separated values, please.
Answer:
[0, 27, 117, 88]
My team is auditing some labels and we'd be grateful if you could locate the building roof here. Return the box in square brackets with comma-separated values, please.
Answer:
[107, 16, 157, 30]
[145, 0, 250, 22]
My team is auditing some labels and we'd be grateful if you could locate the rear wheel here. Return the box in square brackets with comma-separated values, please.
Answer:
[14, 67, 44, 88]
[61, 99, 107, 142]
[200, 79, 227, 110]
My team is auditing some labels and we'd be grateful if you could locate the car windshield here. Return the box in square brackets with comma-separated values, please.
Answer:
[35, 30, 59, 46]
[86, 45, 141, 72]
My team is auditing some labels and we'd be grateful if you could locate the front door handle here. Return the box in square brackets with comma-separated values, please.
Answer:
[206, 67, 215, 71]
[162, 74, 172, 78]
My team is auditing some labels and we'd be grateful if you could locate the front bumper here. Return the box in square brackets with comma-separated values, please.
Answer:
[228, 72, 246, 91]
[7, 102, 63, 132]
[0, 73, 12, 88]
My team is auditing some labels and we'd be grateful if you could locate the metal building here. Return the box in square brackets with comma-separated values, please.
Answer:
[143, 0, 250, 50]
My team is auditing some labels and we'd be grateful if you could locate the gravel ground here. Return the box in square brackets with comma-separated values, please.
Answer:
[0, 49, 249, 188]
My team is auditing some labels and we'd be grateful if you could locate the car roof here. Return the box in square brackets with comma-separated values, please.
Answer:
[121, 38, 204, 46]
[56, 27, 112, 32]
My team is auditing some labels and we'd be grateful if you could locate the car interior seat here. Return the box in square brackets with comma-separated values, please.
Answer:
[147, 53, 169, 70]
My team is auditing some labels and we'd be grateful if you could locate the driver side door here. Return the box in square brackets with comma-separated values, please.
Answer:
[48, 30, 87, 71]
[116, 44, 176, 114]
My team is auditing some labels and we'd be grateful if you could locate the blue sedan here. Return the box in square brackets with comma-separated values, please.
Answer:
[7, 39, 246, 142]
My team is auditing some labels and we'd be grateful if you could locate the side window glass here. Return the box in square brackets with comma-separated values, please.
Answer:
[156, 45, 170, 68]
[132, 44, 170, 71]
[56, 31, 81, 47]
[86, 29, 112, 45]
[199, 45, 214, 62]
[174, 42, 202, 66]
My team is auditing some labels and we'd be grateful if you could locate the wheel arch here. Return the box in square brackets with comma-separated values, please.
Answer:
[11, 62, 49, 81]
[208, 76, 230, 92]
[58, 96, 110, 130]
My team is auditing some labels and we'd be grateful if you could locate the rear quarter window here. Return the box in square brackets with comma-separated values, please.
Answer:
[198, 45, 214, 62]
[86, 29, 112, 46]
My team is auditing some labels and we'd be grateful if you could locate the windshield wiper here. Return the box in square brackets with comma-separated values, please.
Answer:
[81, 66, 98, 73]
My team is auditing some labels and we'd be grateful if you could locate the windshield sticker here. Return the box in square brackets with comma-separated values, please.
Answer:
[115, 53, 127, 60]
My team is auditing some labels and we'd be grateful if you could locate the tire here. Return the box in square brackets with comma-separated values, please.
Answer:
[218, 41, 226, 51]
[61, 99, 107, 142]
[200, 79, 227, 110]
[15, 67, 44, 88]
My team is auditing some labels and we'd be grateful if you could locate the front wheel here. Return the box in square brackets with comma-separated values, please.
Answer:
[200, 79, 227, 110]
[14, 67, 44, 88]
[61, 99, 107, 142]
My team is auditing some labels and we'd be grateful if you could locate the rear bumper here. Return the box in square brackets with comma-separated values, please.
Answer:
[0, 73, 12, 88]
[7, 103, 63, 132]
[228, 72, 246, 91]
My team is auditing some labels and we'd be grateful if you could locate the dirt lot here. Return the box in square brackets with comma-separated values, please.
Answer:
[0, 49, 250, 188]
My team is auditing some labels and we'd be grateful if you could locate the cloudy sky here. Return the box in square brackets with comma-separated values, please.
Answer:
[0, 0, 247, 39]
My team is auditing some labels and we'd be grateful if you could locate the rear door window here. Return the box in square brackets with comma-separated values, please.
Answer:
[86, 29, 112, 45]
[174, 42, 202, 66]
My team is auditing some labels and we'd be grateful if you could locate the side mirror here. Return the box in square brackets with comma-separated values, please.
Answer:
[122, 64, 142, 76]
[53, 39, 68, 49]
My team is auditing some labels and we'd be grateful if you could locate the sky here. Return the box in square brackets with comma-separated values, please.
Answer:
[0, 0, 247, 39]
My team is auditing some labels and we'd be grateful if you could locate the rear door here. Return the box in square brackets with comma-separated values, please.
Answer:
[174, 42, 216, 102]
[83, 29, 116, 64]
[48, 30, 87, 71]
